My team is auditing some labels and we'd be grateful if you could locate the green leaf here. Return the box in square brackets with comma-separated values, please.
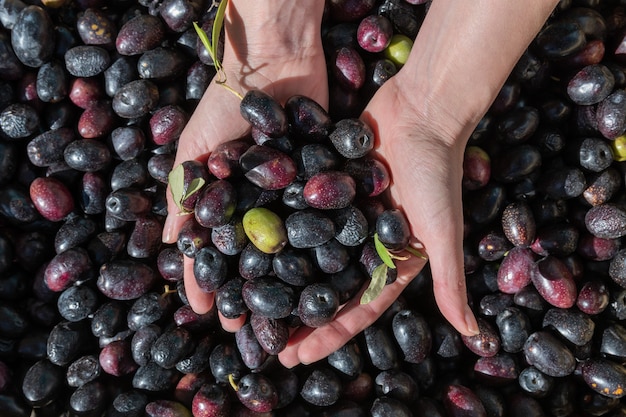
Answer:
[360, 264, 388, 304]
[374, 233, 396, 269]
[183, 177, 206, 204]
[168, 165, 206, 214]
[193, 1, 227, 70]
[405, 246, 428, 260]
[168, 164, 185, 213]
[193, 21, 212, 56]
[211, 0, 228, 72]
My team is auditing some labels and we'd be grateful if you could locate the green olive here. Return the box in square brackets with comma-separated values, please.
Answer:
[384, 34, 413, 67]
[242, 207, 288, 254]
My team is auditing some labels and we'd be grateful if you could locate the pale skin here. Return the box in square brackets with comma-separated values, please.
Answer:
[163, 0, 561, 368]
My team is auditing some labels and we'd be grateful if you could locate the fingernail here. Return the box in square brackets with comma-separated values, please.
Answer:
[297, 350, 313, 366]
[465, 307, 480, 336]
[282, 360, 299, 369]
[162, 216, 175, 243]
[278, 356, 299, 369]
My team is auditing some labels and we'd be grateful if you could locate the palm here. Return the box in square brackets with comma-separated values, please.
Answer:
[278, 78, 473, 368]
[174, 57, 328, 164]
[164, 29, 328, 325]
[365, 81, 470, 332]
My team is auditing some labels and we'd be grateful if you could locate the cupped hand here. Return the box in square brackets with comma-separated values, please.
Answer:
[278, 73, 479, 368]
[162, 0, 328, 330]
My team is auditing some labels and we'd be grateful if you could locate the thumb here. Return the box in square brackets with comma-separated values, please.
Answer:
[162, 185, 193, 244]
[161, 135, 212, 244]
[162, 80, 248, 244]
[422, 207, 479, 337]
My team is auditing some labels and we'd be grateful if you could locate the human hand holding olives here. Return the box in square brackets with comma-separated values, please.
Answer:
[277, 0, 560, 367]
[162, 0, 328, 329]
[278, 70, 471, 367]
[163, 0, 560, 369]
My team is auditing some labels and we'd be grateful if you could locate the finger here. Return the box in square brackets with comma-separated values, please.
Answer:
[278, 255, 426, 368]
[425, 211, 479, 337]
[163, 189, 192, 243]
[162, 82, 243, 244]
[161, 142, 210, 244]
[218, 311, 247, 333]
[182, 254, 214, 314]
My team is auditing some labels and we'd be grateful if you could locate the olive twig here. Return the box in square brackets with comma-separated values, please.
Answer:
[228, 374, 239, 391]
[161, 284, 178, 298]
[361, 234, 429, 305]
[194, 0, 245, 101]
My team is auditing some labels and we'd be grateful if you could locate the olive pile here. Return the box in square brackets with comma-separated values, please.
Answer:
[1, 0, 626, 416]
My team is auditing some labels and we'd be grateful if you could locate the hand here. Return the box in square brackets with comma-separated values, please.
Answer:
[278, 72, 478, 368]
[277, 0, 559, 368]
[162, 0, 328, 330]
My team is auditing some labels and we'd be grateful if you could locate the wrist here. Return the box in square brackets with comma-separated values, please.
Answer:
[225, 0, 325, 57]
[388, 0, 558, 149]
[386, 71, 477, 151]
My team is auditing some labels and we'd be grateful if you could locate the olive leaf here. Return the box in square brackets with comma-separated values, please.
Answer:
[211, 0, 228, 74]
[167, 164, 206, 214]
[405, 246, 428, 260]
[193, 21, 211, 57]
[168, 164, 186, 213]
[192, 1, 243, 99]
[360, 263, 388, 304]
[192, 0, 227, 72]
[185, 177, 206, 201]
[374, 233, 396, 269]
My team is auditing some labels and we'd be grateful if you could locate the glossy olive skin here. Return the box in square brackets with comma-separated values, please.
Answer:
[97, 259, 157, 300]
[298, 283, 340, 327]
[496, 106, 540, 144]
[22, 359, 65, 407]
[132, 361, 180, 392]
[5, 2, 626, 416]
[567, 64, 614, 105]
[300, 367, 343, 407]
[501, 201, 536, 247]
[193, 246, 228, 293]
[150, 326, 195, 370]
[11, 6, 55, 68]
[530, 255, 577, 309]
[104, 56, 137, 98]
[581, 359, 626, 399]
[534, 20, 586, 59]
[64, 139, 112, 172]
[523, 331, 576, 377]
[116, 14, 166, 56]
[332, 46, 366, 91]
[240, 89, 288, 138]
[461, 318, 501, 357]
[250, 314, 289, 355]
[443, 384, 488, 417]
[474, 353, 520, 384]
[391, 309, 431, 364]
[242, 277, 295, 319]
[112, 79, 159, 119]
[236, 373, 279, 413]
